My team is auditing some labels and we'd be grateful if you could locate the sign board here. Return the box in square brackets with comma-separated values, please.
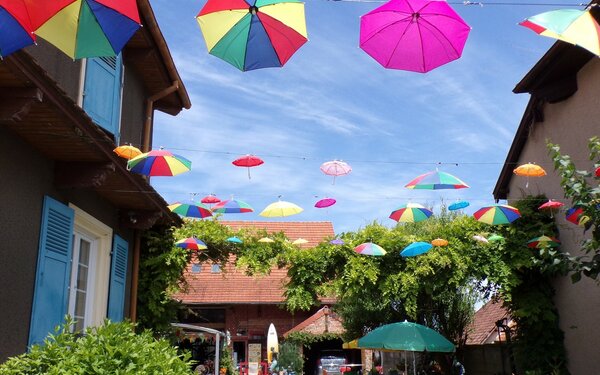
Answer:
[248, 343, 262, 363]
[248, 362, 260, 375]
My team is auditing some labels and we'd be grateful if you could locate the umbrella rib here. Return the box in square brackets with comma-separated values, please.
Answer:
[419, 16, 461, 58]
[382, 17, 414, 67]
[361, 12, 412, 46]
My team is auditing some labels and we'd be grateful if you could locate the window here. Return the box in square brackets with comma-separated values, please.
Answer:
[211, 264, 221, 273]
[68, 230, 98, 332]
[191, 263, 202, 273]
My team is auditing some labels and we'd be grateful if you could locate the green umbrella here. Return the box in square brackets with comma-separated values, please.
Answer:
[357, 321, 455, 353]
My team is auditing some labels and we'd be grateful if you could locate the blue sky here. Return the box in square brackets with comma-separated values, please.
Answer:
[148, 0, 563, 233]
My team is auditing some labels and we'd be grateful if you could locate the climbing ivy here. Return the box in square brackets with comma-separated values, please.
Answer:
[285, 332, 341, 346]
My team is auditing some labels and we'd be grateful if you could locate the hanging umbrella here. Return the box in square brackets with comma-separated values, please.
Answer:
[330, 239, 345, 245]
[292, 238, 308, 245]
[401, 242, 433, 257]
[260, 200, 303, 217]
[354, 242, 387, 256]
[488, 234, 505, 242]
[538, 199, 564, 218]
[0, 0, 36, 57]
[513, 163, 546, 188]
[405, 171, 469, 190]
[34, 0, 141, 59]
[315, 198, 336, 208]
[320, 160, 352, 184]
[168, 202, 213, 219]
[357, 321, 455, 352]
[473, 204, 521, 225]
[389, 203, 433, 223]
[201, 194, 221, 205]
[431, 238, 448, 247]
[472, 235, 489, 244]
[232, 154, 264, 179]
[128, 149, 192, 177]
[448, 200, 470, 211]
[258, 237, 275, 243]
[175, 237, 208, 251]
[527, 235, 561, 248]
[566, 206, 584, 225]
[520, 9, 600, 57]
[212, 199, 254, 214]
[359, 0, 470, 73]
[596, 166, 600, 177]
[196, 0, 307, 71]
[227, 236, 243, 244]
[113, 144, 142, 160]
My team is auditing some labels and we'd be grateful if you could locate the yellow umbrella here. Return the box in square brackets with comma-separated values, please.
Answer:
[431, 238, 449, 247]
[258, 237, 275, 243]
[260, 200, 304, 217]
[113, 144, 142, 160]
[292, 238, 308, 245]
[342, 339, 359, 349]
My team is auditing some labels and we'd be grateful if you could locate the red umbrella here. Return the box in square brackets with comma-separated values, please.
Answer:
[596, 166, 600, 177]
[201, 194, 221, 205]
[538, 199, 564, 218]
[233, 154, 264, 179]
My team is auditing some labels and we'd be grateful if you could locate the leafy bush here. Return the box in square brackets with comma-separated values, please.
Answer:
[276, 342, 304, 374]
[0, 318, 191, 374]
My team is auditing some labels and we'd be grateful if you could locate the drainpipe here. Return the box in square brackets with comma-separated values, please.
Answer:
[129, 230, 142, 322]
[142, 82, 179, 152]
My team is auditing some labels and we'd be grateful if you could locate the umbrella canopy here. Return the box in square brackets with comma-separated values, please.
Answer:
[472, 235, 489, 244]
[201, 194, 222, 205]
[35, 0, 141, 59]
[527, 235, 561, 248]
[405, 171, 469, 190]
[330, 239, 345, 245]
[566, 206, 584, 225]
[354, 242, 387, 256]
[258, 237, 275, 243]
[473, 204, 521, 225]
[389, 203, 433, 223]
[357, 321, 455, 352]
[196, 0, 307, 71]
[260, 200, 304, 217]
[175, 237, 208, 251]
[488, 234, 505, 242]
[513, 163, 546, 188]
[0, 0, 36, 57]
[596, 166, 600, 177]
[359, 0, 470, 73]
[539, 199, 564, 218]
[227, 236, 243, 244]
[292, 238, 308, 245]
[113, 144, 142, 160]
[128, 149, 192, 177]
[320, 160, 352, 184]
[168, 202, 213, 219]
[431, 238, 448, 247]
[232, 154, 264, 179]
[401, 242, 433, 257]
[315, 198, 336, 208]
[448, 200, 470, 211]
[212, 199, 254, 214]
[520, 9, 600, 56]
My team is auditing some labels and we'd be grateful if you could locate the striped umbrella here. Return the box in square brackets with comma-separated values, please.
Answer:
[0, 0, 36, 57]
[168, 202, 213, 219]
[405, 171, 469, 190]
[354, 242, 387, 256]
[211, 199, 254, 214]
[389, 203, 433, 223]
[473, 204, 521, 225]
[128, 149, 192, 177]
[175, 237, 208, 251]
[527, 235, 561, 248]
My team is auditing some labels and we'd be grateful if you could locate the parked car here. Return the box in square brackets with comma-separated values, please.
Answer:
[316, 350, 347, 375]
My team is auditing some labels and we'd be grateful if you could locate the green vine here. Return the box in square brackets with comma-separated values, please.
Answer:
[285, 332, 341, 346]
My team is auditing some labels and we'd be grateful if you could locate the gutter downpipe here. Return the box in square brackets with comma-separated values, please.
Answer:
[129, 230, 142, 322]
[142, 81, 180, 152]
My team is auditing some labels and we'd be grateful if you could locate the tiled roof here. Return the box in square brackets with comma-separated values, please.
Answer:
[466, 299, 510, 345]
[284, 306, 344, 336]
[174, 221, 335, 304]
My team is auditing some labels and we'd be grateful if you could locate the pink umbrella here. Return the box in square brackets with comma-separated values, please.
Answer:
[315, 198, 336, 208]
[232, 154, 264, 179]
[359, 0, 471, 73]
[201, 194, 221, 207]
[538, 199, 564, 218]
[320, 160, 352, 185]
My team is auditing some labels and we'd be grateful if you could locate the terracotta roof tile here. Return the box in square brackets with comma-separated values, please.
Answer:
[466, 299, 510, 345]
[284, 306, 344, 336]
[174, 221, 335, 304]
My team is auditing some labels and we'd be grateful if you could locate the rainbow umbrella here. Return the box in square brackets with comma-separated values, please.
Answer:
[168, 202, 213, 219]
[520, 9, 600, 57]
[260, 200, 303, 217]
[354, 242, 387, 256]
[389, 203, 433, 223]
[196, 0, 307, 72]
[128, 149, 192, 177]
[0, 0, 36, 57]
[34, 0, 141, 59]
[401, 242, 433, 257]
[527, 235, 561, 248]
[566, 206, 584, 225]
[473, 204, 521, 225]
[448, 200, 470, 211]
[405, 171, 469, 190]
[212, 199, 254, 214]
[176, 237, 208, 251]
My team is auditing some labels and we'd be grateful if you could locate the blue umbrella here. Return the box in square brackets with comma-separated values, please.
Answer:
[401, 242, 433, 257]
[227, 236, 243, 244]
[448, 201, 470, 211]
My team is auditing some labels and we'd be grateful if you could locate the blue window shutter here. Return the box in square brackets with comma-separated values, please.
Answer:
[107, 234, 129, 322]
[82, 54, 123, 140]
[28, 196, 74, 347]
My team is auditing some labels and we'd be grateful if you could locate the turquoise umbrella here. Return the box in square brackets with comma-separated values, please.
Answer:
[357, 321, 455, 352]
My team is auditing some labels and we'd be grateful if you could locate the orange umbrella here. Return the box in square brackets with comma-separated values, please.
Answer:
[513, 163, 546, 187]
[114, 144, 142, 160]
[431, 238, 448, 247]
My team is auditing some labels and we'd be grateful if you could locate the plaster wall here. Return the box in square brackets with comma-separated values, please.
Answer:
[506, 58, 600, 374]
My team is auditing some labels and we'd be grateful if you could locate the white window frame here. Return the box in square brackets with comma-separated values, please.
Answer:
[68, 228, 98, 331]
[68, 204, 113, 328]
